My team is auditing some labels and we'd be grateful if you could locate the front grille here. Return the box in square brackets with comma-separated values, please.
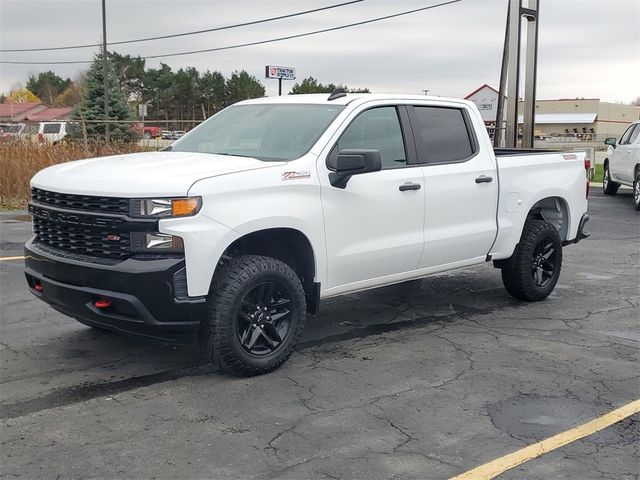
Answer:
[32, 216, 131, 260]
[31, 188, 130, 215]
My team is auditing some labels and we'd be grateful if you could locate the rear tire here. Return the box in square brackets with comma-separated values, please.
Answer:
[500, 219, 562, 302]
[634, 169, 640, 211]
[203, 255, 307, 376]
[603, 162, 620, 195]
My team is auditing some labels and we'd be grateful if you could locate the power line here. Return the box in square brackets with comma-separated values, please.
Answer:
[0, 1, 462, 65]
[0, 0, 364, 53]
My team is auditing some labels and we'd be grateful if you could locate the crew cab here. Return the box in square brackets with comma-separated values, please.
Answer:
[603, 120, 640, 210]
[25, 94, 590, 375]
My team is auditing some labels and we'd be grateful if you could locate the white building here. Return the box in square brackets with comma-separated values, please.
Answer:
[464, 84, 640, 141]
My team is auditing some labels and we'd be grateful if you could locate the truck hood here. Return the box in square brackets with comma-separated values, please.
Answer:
[31, 151, 284, 197]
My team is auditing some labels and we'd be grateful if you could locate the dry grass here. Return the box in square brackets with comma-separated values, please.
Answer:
[0, 141, 152, 210]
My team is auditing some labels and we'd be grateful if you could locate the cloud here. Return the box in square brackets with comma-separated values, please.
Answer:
[1, 0, 638, 102]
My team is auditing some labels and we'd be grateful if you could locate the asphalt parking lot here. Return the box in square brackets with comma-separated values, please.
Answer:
[1, 189, 638, 479]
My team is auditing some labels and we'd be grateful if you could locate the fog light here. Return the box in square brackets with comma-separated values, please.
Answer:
[131, 232, 184, 253]
[146, 233, 175, 249]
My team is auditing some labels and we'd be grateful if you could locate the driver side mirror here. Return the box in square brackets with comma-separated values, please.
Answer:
[329, 149, 382, 188]
[604, 137, 617, 147]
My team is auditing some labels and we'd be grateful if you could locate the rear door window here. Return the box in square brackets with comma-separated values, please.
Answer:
[411, 106, 475, 164]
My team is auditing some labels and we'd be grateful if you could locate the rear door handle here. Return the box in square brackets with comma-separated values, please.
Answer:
[399, 182, 421, 191]
[475, 175, 493, 184]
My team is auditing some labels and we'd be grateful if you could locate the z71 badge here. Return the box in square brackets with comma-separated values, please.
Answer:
[281, 171, 311, 180]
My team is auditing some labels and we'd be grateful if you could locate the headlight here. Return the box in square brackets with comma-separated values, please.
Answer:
[131, 197, 201, 218]
[131, 232, 184, 253]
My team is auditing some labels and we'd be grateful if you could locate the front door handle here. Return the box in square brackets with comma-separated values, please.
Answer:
[475, 175, 493, 184]
[399, 182, 421, 191]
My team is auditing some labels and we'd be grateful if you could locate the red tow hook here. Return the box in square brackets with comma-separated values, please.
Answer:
[94, 299, 112, 309]
[33, 281, 43, 292]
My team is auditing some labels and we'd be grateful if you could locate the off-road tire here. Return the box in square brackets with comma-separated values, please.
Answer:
[603, 162, 620, 195]
[500, 219, 562, 302]
[203, 255, 307, 376]
[634, 169, 640, 211]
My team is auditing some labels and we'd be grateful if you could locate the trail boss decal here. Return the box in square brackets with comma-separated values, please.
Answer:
[281, 171, 311, 181]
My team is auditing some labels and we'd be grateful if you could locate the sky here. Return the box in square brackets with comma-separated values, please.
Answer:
[0, 0, 638, 103]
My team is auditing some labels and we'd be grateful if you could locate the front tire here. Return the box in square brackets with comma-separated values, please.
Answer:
[203, 255, 307, 376]
[634, 169, 640, 211]
[500, 219, 562, 302]
[603, 162, 620, 195]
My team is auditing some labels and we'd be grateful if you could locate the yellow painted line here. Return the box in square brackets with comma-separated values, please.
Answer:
[450, 399, 640, 480]
[0, 256, 25, 261]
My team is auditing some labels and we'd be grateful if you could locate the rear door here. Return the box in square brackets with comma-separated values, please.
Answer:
[408, 103, 498, 269]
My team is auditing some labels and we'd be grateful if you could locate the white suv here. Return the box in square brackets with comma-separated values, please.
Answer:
[603, 120, 640, 210]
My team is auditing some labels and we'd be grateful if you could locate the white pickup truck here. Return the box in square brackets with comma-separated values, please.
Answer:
[26, 93, 590, 375]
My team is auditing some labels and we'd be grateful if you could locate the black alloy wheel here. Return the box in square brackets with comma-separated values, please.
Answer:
[531, 235, 557, 288]
[603, 163, 620, 195]
[500, 219, 563, 302]
[237, 281, 293, 357]
[203, 255, 307, 376]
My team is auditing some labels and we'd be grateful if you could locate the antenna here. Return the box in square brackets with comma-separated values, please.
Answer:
[327, 90, 347, 101]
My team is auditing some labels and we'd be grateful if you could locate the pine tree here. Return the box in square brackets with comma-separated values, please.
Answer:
[71, 52, 134, 142]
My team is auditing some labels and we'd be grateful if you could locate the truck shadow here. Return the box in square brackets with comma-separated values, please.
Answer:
[1, 266, 521, 419]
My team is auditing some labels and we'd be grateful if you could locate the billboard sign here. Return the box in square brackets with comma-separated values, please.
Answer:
[265, 65, 296, 80]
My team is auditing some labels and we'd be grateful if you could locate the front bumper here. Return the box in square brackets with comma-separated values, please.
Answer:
[24, 239, 206, 343]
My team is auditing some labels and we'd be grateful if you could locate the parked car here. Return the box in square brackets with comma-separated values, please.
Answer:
[161, 130, 173, 140]
[37, 122, 68, 144]
[25, 94, 590, 376]
[604, 120, 640, 210]
[0, 123, 26, 142]
[172, 130, 186, 139]
[143, 126, 162, 139]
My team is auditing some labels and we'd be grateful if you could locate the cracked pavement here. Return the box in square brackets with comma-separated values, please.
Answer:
[0, 190, 638, 479]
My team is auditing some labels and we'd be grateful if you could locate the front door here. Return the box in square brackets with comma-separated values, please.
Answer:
[319, 105, 425, 291]
[611, 123, 638, 183]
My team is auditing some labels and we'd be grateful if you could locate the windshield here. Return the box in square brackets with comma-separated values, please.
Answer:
[171, 104, 344, 161]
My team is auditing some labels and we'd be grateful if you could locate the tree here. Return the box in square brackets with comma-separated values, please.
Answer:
[290, 76, 370, 95]
[26, 71, 71, 104]
[631, 96, 640, 106]
[199, 70, 226, 117]
[142, 63, 175, 121]
[7, 89, 39, 103]
[71, 52, 134, 142]
[225, 70, 265, 106]
[110, 53, 146, 101]
[54, 77, 85, 107]
[171, 67, 201, 121]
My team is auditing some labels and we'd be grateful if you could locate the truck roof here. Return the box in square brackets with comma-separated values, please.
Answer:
[236, 93, 467, 106]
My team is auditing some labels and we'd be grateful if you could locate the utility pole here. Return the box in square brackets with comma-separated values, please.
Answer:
[493, 3, 510, 148]
[496, 0, 540, 148]
[102, 0, 109, 146]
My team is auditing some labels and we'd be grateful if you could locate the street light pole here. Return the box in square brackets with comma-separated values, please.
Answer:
[102, 0, 109, 146]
